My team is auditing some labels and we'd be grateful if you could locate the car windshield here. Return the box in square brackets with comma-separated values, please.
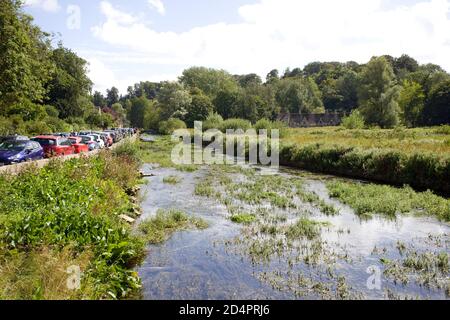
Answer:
[80, 137, 91, 143]
[0, 141, 27, 151]
[32, 138, 56, 146]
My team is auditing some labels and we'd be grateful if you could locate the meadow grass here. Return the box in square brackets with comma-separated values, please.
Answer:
[283, 127, 450, 155]
[280, 127, 450, 195]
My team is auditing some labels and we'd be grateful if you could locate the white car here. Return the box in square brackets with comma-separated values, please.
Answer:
[88, 134, 105, 149]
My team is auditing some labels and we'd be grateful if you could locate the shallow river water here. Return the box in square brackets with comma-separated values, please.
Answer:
[137, 163, 449, 300]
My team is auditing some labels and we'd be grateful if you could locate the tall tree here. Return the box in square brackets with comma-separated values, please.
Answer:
[156, 82, 192, 120]
[106, 86, 119, 106]
[398, 80, 425, 127]
[184, 89, 214, 127]
[0, 0, 54, 110]
[422, 79, 450, 126]
[275, 77, 324, 114]
[358, 56, 401, 128]
[45, 45, 93, 119]
[92, 91, 106, 107]
[180, 67, 238, 99]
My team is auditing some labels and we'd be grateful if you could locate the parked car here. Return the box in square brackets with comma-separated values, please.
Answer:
[0, 135, 29, 144]
[88, 134, 105, 149]
[68, 137, 89, 154]
[54, 132, 71, 137]
[0, 140, 44, 165]
[32, 136, 75, 158]
[79, 135, 100, 151]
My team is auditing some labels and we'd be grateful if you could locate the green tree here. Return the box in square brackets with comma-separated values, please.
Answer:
[266, 69, 279, 84]
[275, 77, 324, 114]
[213, 89, 240, 119]
[398, 80, 425, 127]
[422, 79, 450, 126]
[0, 0, 54, 110]
[128, 96, 152, 128]
[157, 82, 192, 120]
[45, 46, 93, 119]
[106, 87, 119, 106]
[92, 91, 106, 107]
[184, 89, 214, 127]
[358, 56, 401, 128]
[179, 67, 238, 99]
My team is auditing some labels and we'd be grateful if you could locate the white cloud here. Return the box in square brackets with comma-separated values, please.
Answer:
[90, 0, 450, 91]
[148, 0, 166, 15]
[24, 0, 61, 13]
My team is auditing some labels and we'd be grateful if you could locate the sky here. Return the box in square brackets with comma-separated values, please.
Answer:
[23, 0, 450, 95]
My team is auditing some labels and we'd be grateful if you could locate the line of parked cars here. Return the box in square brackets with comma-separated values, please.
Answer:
[0, 128, 136, 166]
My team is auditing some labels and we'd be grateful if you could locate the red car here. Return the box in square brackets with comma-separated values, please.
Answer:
[68, 137, 89, 154]
[32, 136, 75, 158]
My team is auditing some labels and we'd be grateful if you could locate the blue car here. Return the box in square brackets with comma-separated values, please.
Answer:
[0, 140, 44, 166]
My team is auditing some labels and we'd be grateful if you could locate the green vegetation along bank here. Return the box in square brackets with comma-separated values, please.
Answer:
[279, 127, 450, 195]
[0, 144, 206, 300]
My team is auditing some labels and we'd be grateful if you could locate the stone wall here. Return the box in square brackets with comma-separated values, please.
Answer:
[278, 113, 344, 127]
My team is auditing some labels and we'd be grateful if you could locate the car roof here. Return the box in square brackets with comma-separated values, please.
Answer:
[33, 135, 59, 139]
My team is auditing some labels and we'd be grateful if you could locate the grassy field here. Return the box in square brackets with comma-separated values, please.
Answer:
[279, 126, 450, 195]
[283, 126, 450, 155]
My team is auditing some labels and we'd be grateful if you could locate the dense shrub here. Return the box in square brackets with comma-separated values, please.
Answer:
[279, 143, 450, 195]
[158, 118, 187, 135]
[219, 118, 252, 132]
[202, 112, 224, 131]
[341, 110, 365, 129]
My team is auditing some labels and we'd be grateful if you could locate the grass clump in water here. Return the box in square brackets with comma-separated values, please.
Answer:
[139, 209, 208, 244]
[285, 218, 325, 240]
[327, 181, 450, 221]
[230, 213, 256, 224]
[163, 175, 181, 185]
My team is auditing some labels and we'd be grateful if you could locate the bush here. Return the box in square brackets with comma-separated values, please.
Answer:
[202, 113, 224, 131]
[254, 119, 273, 131]
[279, 143, 450, 195]
[435, 125, 450, 135]
[342, 110, 365, 129]
[219, 118, 252, 132]
[158, 118, 187, 135]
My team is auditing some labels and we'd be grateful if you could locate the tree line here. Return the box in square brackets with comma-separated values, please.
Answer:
[1, 0, 449, 136]
[103, 55, 449, 131]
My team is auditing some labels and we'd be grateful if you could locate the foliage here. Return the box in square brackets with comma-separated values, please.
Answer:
[219, 118, 252, 132]
[0, 151, 144, 299]
[341, 110, 365, 129]
[280, 135, 450, 195]
[158, 118, 187, 135]
[358, 57, 401, 128]
[202, 112, 224, 131]
[398, 80, 425, 127]
[184, 90, 214, 127]
[0, 0, 53, 107]
[230, 213, 256, 224]
[422, 79, 450, 126]
[179, 67, 238, 100]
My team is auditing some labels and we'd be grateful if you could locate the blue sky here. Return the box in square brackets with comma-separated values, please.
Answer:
[24, 0, 450, 94]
